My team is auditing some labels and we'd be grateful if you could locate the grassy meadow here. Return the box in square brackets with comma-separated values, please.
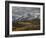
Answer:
[12, 18, 40, 31]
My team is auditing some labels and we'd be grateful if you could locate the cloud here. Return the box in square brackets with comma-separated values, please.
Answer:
[12, 7, 40, 20]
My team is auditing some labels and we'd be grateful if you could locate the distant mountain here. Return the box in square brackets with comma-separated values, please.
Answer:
[12, 16, 40, 23]
[12, 12, 40, 22]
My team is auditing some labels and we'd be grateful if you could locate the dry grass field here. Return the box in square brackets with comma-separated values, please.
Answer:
[12, 19, 40, 31]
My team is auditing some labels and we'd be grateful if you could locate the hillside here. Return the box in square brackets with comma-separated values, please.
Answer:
[12, 18, 40, 31]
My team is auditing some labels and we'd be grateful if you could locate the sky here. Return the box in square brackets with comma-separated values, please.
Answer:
[12, 7, 40, 21]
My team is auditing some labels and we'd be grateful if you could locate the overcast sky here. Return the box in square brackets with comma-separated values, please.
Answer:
[12, 7, 40, 20]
